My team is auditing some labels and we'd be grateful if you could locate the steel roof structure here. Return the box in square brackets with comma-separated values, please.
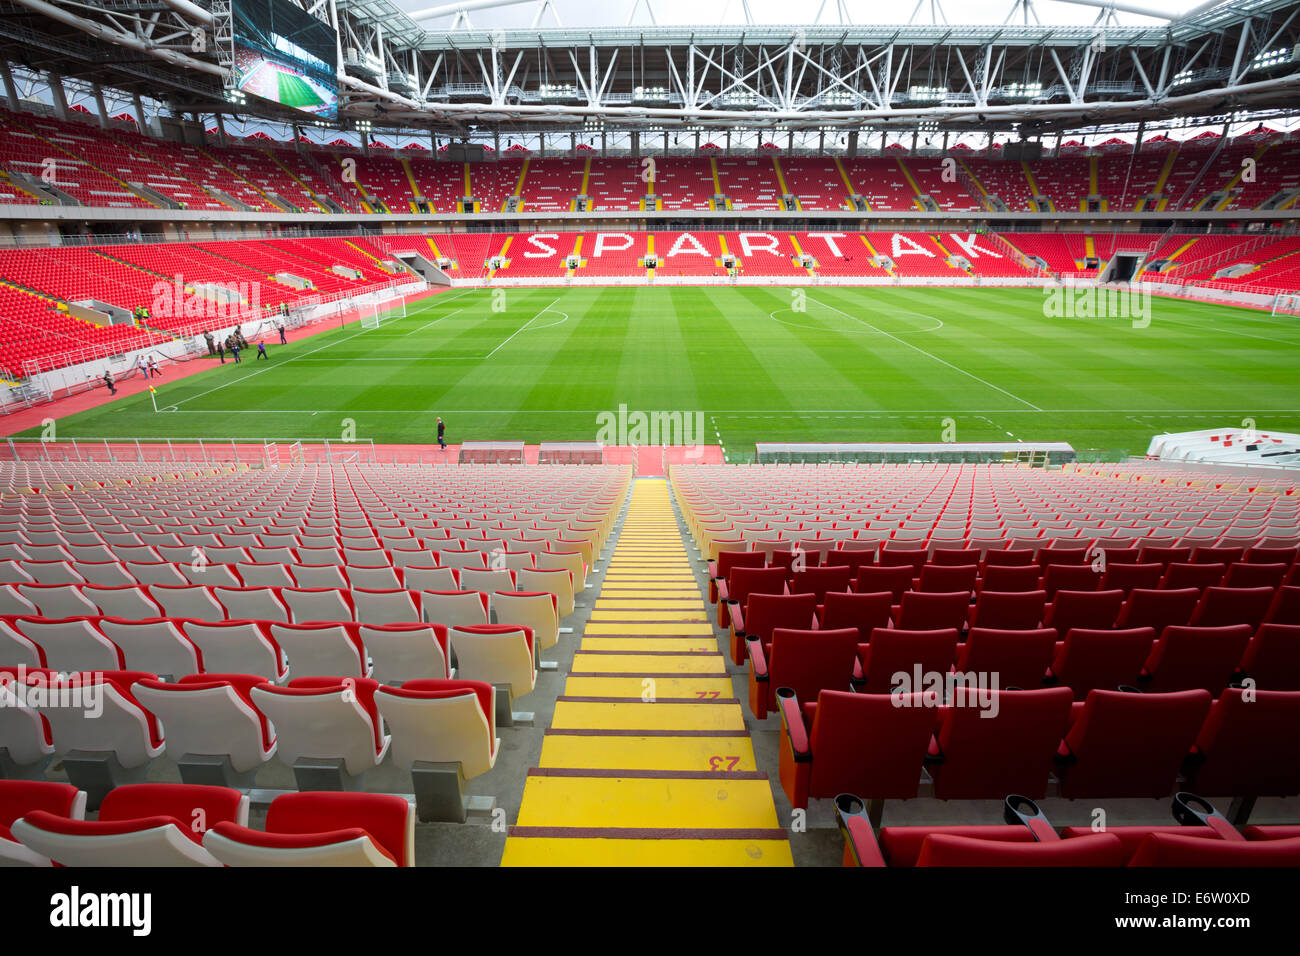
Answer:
[0, 0, 1296, 138]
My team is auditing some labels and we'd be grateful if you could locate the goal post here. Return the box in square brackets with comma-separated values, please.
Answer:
[357, 289, 408, 329]
[1271, 293, 1300, 317]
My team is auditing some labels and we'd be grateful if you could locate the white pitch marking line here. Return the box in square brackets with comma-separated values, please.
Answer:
[485, 297, 562, 358]
[808, 296, 1044, 412]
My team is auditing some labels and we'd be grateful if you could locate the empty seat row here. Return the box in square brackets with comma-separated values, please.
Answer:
[2, 782, 415, 867]
[747, 621, 1300, 719]
[2, 666, 511, 800]
[777, 686, 1300, 815]
[835, 792, 1300, 867]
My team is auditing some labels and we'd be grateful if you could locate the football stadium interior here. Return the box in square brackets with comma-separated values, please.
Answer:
[0, 0, 1298, 889]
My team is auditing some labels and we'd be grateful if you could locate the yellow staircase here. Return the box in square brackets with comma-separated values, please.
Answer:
[501, 479, 792, 866]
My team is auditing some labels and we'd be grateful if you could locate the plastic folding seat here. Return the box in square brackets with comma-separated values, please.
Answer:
[1039, 564, 1102, 600]
[0, 665, 55, 777]
[893, 591, 970, 630]
[132, 675, 275, 783]
[1041, 588, 1123, 637]
[32, 670, 164, 796]
[1037, 546, 1090, 569]
[361, 623, 450, 684]
[207, 585, 288, 623]
[981, 549, 1036, 567]
[182, 621, 286, 682]
[967, 589, 1046, 631]
[1139, 624, 1253, 694]
[423, 590, 490, 628]
[0, 780, 86, 866]
[0, 621, 44, 669]
[972, 566, 1032, 597]
[1158, 562, 1225, 590]
[16, 583, 98, 618]
[271, 622, 369, 679]
[928, 548, 979, 567]
[344, 588, 418, 625]
[1183, 688, 1300, 800]
[438, 549, 487, 571]
[1221, 562, 1288, 590]
[822, 549, 875, 578]
[150, 585, 227, 623]
[789, 566, 853, 603]
[854, 565, 914, 602]
[1188, 586, 1273, 628]
[1137, 545, 1192, 567]
[731, 592, 819, 666]
[71, 561, 136, 587]
[98, 618, 202, 681]
[1099, 562, 1163, 593]
[1191, 546, 1244, 566]
[747, 627, 859, 719]
[928, 687, 1074, 799]
[718, 564, 786, 624]
[346, 566, 403, 591]
[230, 562, 292, 588]
[180, 564, 243, 588]
[1262, 586, 1300, 626]
[818, 590, 893, 639]
[459, 568, 516, 595]
[0, 562, 34, 587]
[1115, 587, 1199, 631]
[10, 783, 247, 867]
[1243, 546, 1299, 566]
[857, 627, 960, 694]
[282, 587, 354, 623]
[878, 549, 927, 573]
[778, 688, 934, 810]
[1129, 831, 1300, 866]
[390, 549, 439, 571]
[282, 562, 341, 587]
[916, 564, 977, 594]
[515, 568, 575, 618]
[841, 794, 1125, 867]
[79, 584, 160, 619]
[449, 625, 536, 698]
[15, 617, 122, 672]
[374, 680, 498, 812]
[343, 548, 390, 570]
[401, 566, 458, 592]
[1046, 626, 1155, 699]
[1055, 688, 1213, 799]
[954, 627, 1057, 689]
[1238, 624, 1300, 689]
[297, 547, 344, 567]
[251, 678, 390, 782]
[19, 561, 84, 586]
[491, 590, 559, 653]
[203, 791, 415, 867]
[536, 549, 587, 594]
[21, 545, 74, 564]
[249, 547, 298, 566]
[127, 562, 188, 586]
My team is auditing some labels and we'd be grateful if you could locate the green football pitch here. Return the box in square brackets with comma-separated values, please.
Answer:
[27, 285, 1300, 459]
[275, 71, 325, 109]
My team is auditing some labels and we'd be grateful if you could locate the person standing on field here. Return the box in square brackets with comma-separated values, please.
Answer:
[437, 417, 446, 451]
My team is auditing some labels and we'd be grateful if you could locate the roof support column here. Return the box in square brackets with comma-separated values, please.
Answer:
[47, 72, 68, 122]
[0, 60, 20, 113]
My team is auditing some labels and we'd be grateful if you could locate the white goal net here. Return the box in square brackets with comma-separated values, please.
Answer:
[356, 293, 408, 329]
[1271, 293, 1300, 317]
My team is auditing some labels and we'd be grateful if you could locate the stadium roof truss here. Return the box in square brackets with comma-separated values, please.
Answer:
[1, 0, 1298, 136]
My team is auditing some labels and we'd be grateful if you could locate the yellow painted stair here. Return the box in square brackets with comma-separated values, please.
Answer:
[501, 478, 792, 867]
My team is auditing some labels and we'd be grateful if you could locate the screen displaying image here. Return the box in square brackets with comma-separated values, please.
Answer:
[232, 0, 339, 118]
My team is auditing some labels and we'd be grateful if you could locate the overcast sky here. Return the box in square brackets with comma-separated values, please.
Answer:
[394, 0, 1198, 30]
